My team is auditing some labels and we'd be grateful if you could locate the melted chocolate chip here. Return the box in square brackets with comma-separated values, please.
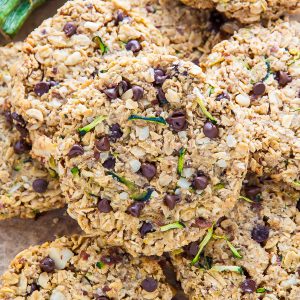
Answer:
[102, 156, 116, 169]
[164, 194, 180, 210]
[32, 179, 49, 193]
[166, 111, 187, 132]
[11, 112, 26, 126]
[95, 136, 110, 151]
[125, 40, 142, 53]
[141, 277, 158, 292]
[132, 85, 144, 101]
[251, 225, 269, 243]
[140, 222, 154, 238]
[154, 69, 168, 85]
[275, 71, 292, 87]
[34, 82, 50, 97]
[68, 144, 84, 158]
[126, 202, 144, 217]
[97, 198, 112, 213]
[240, 279, 256, 293]
[203, 122, 219, 139]
[40, 257, 55, 273]
[104, 87, 119, 100]
[16, 124, 29, 138]
[193, 175, 209, 190]
[63, 23, 77, 37]
[13, 140, 31, 154]
[156, 88, 168, 106]
[184, 242, 199, 258]
[141, 163, 156, 180]
[118, 80, 130, 96]
[109, 124, 123, 142]
[252, 82, 266, 96]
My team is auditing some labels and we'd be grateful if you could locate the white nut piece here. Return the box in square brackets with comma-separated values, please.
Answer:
[65, 51, 82, 66]
[26, 108, 44, 122]
[50, 289, 66, 300]
[235, 94, 250, 107]
[49, 247, 74, 270]
[129, 159, 141, 172]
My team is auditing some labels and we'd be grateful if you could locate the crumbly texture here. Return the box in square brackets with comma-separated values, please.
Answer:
[171, 179, 300, 299]
[180, 0, 300, 24]
[0, 236, 173, 299]
[202, 20, 300, 189]
[14, 52, 249, 256]
[0, 44, 64, 219]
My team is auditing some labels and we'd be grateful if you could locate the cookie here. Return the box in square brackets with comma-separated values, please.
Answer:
[18, 53, 249, 256]
[180, 0, 300, 24]
[171, 179, 300, 299]
[0, 235, 173, 299]
[202, 20, 300, 189]
[0, 44, 64, 219]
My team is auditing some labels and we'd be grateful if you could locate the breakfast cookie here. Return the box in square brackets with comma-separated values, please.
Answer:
[0, 44, 64, 219]
[171, 179, 300, 299]
[21, 54, 249, 256]
[0, 235, 173, 299]
[180, 0, 300, 24]
[202, 20, 300, 189]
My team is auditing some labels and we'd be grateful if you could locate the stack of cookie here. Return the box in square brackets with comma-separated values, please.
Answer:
[0, 0, 299, 299]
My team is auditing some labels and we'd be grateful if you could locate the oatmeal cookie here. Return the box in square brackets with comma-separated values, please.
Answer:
[0, 235, 173, 299]
[202, 20, 300, 188]
[180, 0, 300, 24]
[0, 44, 64, 219]
[171, 179, 300, 299]
[19, 53, 249, 256]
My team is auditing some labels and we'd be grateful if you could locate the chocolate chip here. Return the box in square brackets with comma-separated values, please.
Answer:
[68, 144, 84, 158]
[4, 111, 13, 127]
[126, 202, 144, 217]
[34, 82, 50, 97]
[210, 10, 226, 31]
[203, 121, 219, 139]
[193, 217, 212, 228]
[118, 80, 130, 96]
[240, 279, 256, 293]
[297, 199, 300, 211]
[28, 283, 39, 295]
[32, 179, 49, 193]
[244, 185, 261, 200]
[252, 82, 266, 96]
[104, 87, 119, 100]
[275, 71, 292, 87]
[115, 10, 125, 24]
[132, 85, 144, 101]
[216, 92, 230, 101]
[13, 140, 31, 154]
[184, 242, 199, 258]
[140, 222, 154, 238]
[154, 69, 168, 85]
[101, 248, 124, 265]
[193, 175, 209, 190]
[156, 88, 168, 106]
[141, 163, 156, 180]
[251, 225, 269, 243]
[141, 277, 158, 292]
[63, 22, 77, 37]
[164, 194, 180, 210]
[102, 156, 116, 169]
[125, 40, 142, 53]
[166, 111, 187, 132]
[16, 124, 29, 138]
[98, 198, 112, 213]
[95, 296, 109, 300]
[95, 136, 110, 151]
[109, 124, 123, 142]
[11, 112, 26, 126]
[40, 257, 55, 273]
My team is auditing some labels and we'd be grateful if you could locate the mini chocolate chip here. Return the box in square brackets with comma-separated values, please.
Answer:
[193, 217, 212, 228]
[109, 124, 123, 142]
[275, 71, 292, 87]
[98, 198, 112, 213]
[156, 88, 168, 105]
[216, 92, 230, 101]
[11, 112, 26, 126]
[126, 202, 144, 217]
[118, 80, 130, 96]
[115, 10, 125, 24]
[13, 140, 31, 154]
[132, 85, 144, 101]
[244, 185, 261, 200]
[40, 257, 55, 273]
[184, 242, 199, 258]
[141, 163, 156, 180]
[28, 283, 39, 295]
[34, 82, 50, 97]
[252, 82, 266, 96]
[68, 144, 84, 158]
[193, 175, 209, 190]
[203, 121, 219, 139]
[164, 194, 180, 210]
[166, 111, 187, 132]
[16, 124, 29, 138]
[251, 225, 269, 243]
[95, 136, 110, 151]
[140, 222, 154, 238]
[240, 279, 256, 293]
[32, 179, 49, 193]
[63, 22, 77, 37]
[141, 277, 158, 292]
[102, 156, 116, 169]
[154, 69, 168, 85]
[104, 87, 119, 100]
[296, 199, 300, 211]
[125, 40, 142, 53]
